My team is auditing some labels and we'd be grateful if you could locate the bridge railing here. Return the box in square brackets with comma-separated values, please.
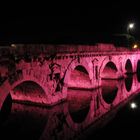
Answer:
[12, 44, 140, 53]
[1, 44, 140, 60]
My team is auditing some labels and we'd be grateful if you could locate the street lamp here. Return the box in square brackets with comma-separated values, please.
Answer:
[127, 23, 134, 34]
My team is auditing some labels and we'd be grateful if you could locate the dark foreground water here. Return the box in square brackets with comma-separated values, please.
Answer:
[87, 93, 140, 139]
[1, 74, 140, 140]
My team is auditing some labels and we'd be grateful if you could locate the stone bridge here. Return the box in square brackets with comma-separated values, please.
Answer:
[0, 43, 140, 110]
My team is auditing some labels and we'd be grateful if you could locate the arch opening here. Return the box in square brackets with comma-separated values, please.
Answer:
[68, 65, 92, 89]
[12, 81, 47, 105]
[101, 61, 118, 79]
[136, 60, 140, 82]
[125, 59, 133, 74]
[67, 89, 91, 123]
[101, 80, 118, 104]
[0, 94, 12, 124]
[125, 75, 133, 92]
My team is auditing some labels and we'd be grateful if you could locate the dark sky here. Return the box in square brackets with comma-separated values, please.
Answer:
[0, 3, 140, 44]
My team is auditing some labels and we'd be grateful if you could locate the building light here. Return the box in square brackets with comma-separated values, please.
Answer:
[133, 44, 138, 49]
[11, 44, 16, 48]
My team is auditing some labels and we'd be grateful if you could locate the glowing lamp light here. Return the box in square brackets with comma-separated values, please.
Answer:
[133, 44, 138, 49]
[129, 23, 134, 29]
[130, 102, 137, 109]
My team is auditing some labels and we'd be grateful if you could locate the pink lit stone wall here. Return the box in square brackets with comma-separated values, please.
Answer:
[68, 68, 92, 89]
[0, 43, 140, 108]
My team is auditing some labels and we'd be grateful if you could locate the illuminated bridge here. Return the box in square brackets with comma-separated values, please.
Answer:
[0, 43, 140, 123]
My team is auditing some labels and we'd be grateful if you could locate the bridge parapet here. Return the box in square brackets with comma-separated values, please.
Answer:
[4, 43, 139, 56]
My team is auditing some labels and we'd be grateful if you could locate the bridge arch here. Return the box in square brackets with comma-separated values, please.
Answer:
[99, 57, 121, 79]
[0, 74, 51, 110]
[11, 80, 48, 105]
[136, 60, 140, 82]
[125, 59, 133, 74]
[64, 59, 93, 89]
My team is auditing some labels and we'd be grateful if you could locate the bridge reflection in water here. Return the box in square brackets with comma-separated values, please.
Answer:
[0, 73, 140, 140]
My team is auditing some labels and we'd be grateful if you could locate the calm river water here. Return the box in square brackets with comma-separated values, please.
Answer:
[0, 74, 140, 140]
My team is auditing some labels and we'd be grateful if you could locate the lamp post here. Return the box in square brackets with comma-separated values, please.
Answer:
[127, 23, 135, 47]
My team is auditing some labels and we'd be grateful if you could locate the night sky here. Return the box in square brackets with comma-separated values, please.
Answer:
[0, 3, 140, 45]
